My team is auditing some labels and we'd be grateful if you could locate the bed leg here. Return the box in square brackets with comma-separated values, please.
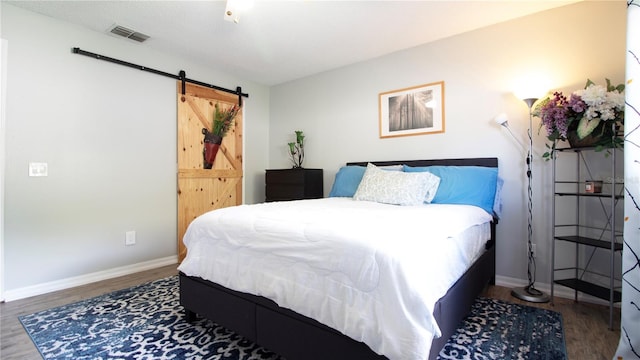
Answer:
[184, 308, 197, 323]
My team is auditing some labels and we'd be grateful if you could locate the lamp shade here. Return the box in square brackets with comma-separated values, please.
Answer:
[512, 74, 550, 101]
[494, 113, 508, 127]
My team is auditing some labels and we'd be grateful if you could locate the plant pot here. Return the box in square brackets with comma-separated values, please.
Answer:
[202, 128, 222, 169]
[566, 121, 615, 148]
[566, 130, 603, 148]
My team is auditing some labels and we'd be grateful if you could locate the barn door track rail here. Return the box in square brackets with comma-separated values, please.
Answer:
[72, 47, 248, 105]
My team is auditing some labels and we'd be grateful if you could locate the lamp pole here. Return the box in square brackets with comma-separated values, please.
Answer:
[511, 98, 550, 303]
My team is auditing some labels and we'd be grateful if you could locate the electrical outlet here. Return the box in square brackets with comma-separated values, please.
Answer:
[125, 231, 136, 246]
[29, 162, 48, 177]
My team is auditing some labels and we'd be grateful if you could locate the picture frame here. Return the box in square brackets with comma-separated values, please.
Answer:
[379, 81, 445, 138]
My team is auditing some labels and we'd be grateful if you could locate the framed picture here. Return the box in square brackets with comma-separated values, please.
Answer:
[379, 81, 445, 138]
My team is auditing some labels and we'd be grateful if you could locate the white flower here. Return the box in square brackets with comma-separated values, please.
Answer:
[575, 84, 624, 122]
[606, 91, 625, 110]
[584, 107, 599, 120]
[577, 84, 607, 106]
[599, 108, 615, 121]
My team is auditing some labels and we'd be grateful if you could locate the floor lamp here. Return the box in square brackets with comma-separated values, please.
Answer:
[495, 99, 550, 303]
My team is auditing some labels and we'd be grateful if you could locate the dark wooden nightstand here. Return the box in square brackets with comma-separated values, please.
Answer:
[265, 168, 323, 202]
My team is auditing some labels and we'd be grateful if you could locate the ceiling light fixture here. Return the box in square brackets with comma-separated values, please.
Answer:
[224, 0, 255, 24]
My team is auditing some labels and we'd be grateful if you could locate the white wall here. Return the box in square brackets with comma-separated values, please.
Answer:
[0, 4, 269, 296]
[1, 38, 8, 299]
[269, 1, 627, 288]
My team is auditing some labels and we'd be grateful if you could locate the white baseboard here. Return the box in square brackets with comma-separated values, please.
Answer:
[2, 256, 178, 302]
[3, 263, 618, 307]
[495, 275, 619, 307]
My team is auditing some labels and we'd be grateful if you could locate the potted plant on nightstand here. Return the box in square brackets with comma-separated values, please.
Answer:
[288, 130, 305, 168]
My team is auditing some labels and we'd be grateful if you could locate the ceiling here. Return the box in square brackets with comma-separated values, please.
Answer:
[4, 0, 581, 86]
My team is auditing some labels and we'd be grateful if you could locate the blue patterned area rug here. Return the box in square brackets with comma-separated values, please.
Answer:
[438, 297, 567, 360]
[19, 276, 566, 360]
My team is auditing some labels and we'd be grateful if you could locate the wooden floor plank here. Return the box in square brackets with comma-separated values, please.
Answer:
[0, 265, 621, 360]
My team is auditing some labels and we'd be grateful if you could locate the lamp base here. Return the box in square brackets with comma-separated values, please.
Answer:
[511, 286, 550, 303]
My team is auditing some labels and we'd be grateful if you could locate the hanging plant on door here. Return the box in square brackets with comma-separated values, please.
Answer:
[202, 102, 241, 169]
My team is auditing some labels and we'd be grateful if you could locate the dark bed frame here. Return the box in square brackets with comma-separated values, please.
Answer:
[180, 157, 498, 360]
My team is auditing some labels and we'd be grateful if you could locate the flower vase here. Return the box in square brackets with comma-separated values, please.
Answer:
[567, 130, 602, 148]
[202, 128, 222, 169]
[566, 121, 613, 148]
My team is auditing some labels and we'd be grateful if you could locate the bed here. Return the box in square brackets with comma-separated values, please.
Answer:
[178, 157, 499, 360]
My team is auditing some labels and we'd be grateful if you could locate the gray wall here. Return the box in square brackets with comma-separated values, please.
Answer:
[1, 4, 270, 295]
[269, 1, 627, 289]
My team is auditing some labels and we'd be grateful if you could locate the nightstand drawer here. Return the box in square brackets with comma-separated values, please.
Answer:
[265, 169, 323, 202]
[265, 170, 307, 185]
[266, 184, 306, 201]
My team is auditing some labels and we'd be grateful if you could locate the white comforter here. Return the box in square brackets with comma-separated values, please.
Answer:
[178, 197, 493, 360]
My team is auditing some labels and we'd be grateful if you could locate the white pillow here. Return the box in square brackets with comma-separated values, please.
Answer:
[353, 163, 440, 205]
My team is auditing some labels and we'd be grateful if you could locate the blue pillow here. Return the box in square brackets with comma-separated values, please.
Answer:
[493, 176, 504, 219]
[403, 165, 498, 214]
[328, 166, 366, 197]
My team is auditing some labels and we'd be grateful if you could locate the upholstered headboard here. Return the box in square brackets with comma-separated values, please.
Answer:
[346, 157, 498, 168]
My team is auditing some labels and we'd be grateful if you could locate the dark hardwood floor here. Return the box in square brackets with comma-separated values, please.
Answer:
[0, 264, 620, 360]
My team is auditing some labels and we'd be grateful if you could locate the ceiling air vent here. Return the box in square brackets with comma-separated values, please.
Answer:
[108, 24, 150, 43]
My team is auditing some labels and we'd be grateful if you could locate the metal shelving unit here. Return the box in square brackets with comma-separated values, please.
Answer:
[551, 146, 623, 329]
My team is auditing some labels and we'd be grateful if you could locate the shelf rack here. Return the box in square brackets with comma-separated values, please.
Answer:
[550, 146, 623, 329]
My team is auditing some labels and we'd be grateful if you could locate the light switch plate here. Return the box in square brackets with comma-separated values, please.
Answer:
[125, 231, 136, 246]
[29, 162, 48, 177]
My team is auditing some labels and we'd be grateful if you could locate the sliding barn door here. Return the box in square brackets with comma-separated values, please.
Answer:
[177, 82, 243, 262]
